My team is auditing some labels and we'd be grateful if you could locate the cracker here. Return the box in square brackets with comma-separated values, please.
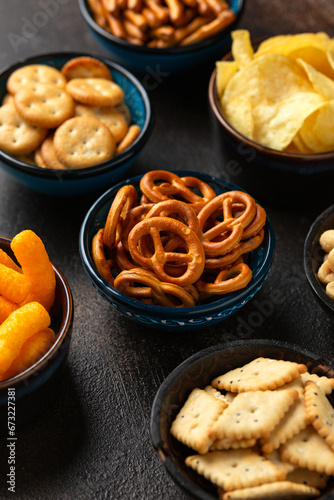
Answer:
[40, 135, 67, 170]
[221, 481, 320, 499]
[116, 124, 141, 155]
[286, 467, 328, 489]
[115, 101, 132, 125]
[74, 103, 128, 143]
[61, 56, 112, 81]
[53, 116, 116, 168]
[211, 358, 307, 393]
[0, 103, 47, 155]
[304, 380, 334, 450]
[185, 449, 285, 491]
[263, 449, 295, 475]
[7, 64, 66, 94]
[213, 389, 298, 440]
[14, 83, 74, 128]
[281, 425, 334, 475]
[301, 372, 334, 394]
[34, 147, 47, 169]
[170, 388, 227, 454]
[66, 78, 124, 106]
[204, 385, 233, 404]
[210, 436, 257, 451]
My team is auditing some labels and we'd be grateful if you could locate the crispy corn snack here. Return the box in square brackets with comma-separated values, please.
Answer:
[0, 296, 18, 325]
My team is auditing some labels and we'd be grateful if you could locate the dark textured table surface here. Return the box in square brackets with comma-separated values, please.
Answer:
[0, 1, 334, 499]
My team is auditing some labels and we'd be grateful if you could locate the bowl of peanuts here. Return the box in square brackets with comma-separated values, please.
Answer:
[304, 204, 334, 320]
[78, 0, 245, 74]
[0, 52, 153, 196]
[0, 231, 73, 432]
[79, 169, 275, 332]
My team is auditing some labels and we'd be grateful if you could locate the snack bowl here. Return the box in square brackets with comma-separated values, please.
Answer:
[304, 204, 334, 320]
[208, 37, 334, 207]
[150, 338, 334, 499]
[78, 0, 245, 75]
[79, 170, 275, 332]
[0, 236, 73, 432]
[0, 51, 153, 197]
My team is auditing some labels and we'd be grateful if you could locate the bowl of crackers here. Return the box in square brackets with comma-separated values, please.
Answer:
[151, 338, 334, 499]
[208, 29, 334, 207]
[79, 169, 275, 332]
[78, 0, 245, 74]
[304, 204, 334, 320]
[0, 52, 153, 196]
[0, 231, 73, 432]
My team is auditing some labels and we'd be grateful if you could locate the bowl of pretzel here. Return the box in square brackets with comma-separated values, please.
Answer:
[0, 51, 153, 196]
[78, 0, 245, 74]
[79, 169, 275, 332]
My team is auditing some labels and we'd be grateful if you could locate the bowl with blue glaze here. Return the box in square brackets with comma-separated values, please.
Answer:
[78, 0, 245, 75]
[0, 52, 153, 197]
[0, 236, 73, 432]
[150, 339, 334, 499]
[79, 170, 275, 332]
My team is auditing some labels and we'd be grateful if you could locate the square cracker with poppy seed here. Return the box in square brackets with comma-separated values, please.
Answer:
[304, 380, 334, 451]
[220, 480, 320, 499]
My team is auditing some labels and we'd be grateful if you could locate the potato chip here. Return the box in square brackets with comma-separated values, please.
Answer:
[216, 61, 238, 99]
[231, 29, 254, 69]
[299, 100, 334, 152]
[297, 58, 334, 99]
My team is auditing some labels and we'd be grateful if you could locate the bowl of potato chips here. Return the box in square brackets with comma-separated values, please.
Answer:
[78, 0, 245, 74]
[0, 232, 73, 432]
[209, 30, 334, 206]
[151, 338, 334, 499]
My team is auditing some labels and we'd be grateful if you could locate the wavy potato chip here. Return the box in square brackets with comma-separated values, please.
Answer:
[299, 100, 334, 152]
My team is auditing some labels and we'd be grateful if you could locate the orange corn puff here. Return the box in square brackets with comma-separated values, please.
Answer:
[0, 327, 55, 381]
[0, 301, 51, 375]
[11, 230, 56, 311]
[0, 248, 21, 272]
[0, 296, 18, 324]
[0, 263, 30, 304]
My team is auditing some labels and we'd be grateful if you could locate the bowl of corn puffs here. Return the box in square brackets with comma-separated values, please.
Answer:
[78, 0, 245, 74]
[0, 231, 73, 431]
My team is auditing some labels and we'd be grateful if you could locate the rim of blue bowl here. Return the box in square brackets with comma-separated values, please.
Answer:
[0, 236, 73, 388]
[150, 338, 334, 500]
[0, 51, 153, 180]
[79, 170, 275, 319]
[208, 40, 334, 173]
[304, 204, 334, 316]
[78, 0, 245, 55]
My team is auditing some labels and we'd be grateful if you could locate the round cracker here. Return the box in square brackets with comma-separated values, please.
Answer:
[53, 116, 116, 168]
[66, 78, 124, 106]
[14, 83, 74, 128]
[40, 135, 68, 170]
[61, 56, 112, 81]
[0, 103, 47, 155]
[7, 64, 66, 94]
[74, 103, 128, 143]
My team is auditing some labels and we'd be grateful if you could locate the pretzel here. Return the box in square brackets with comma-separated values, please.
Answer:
[103, 184, 137, 249]
[115, 241, 137, 271]
[114, 268, 197, 307]
[128, 216, 205, 286]
[196, 262, 252, 295]
[145, 199, 201, 235]
[198, 191, 256, 257]
[242, 204, 267, 239]
[180, 8, 236, 45]
[121, 203, 153, 251]
[92, 228, 114, 285]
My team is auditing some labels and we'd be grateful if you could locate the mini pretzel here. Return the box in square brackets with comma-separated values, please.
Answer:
[103, 184, 137, 249]
[198, 191, 256, 257]
[128, 216, 205, 286]
[92, 228, 114, 285]
[121, 203, 153, 251]
[145, 199, 201, 235]
[196, 262, 252, 295]
[242, 204, 267, 239]
[114, 267, 197, 307]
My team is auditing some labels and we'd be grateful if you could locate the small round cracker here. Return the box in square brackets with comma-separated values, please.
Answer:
[53, 116, 116, 168]
[14, 83, 74, 128]
[40, 135, 68, 170]
[7, 64, 66, 94]
[61, 56, 112, 81]
[66, 78, 124, 106]
[0, 103, 47, 155]
[74, 103, 128, 143]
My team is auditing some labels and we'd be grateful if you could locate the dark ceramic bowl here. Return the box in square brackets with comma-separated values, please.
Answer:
[0, 236, 73, 432]
[78, 0, 245, 75]
[150, 339, 334, 500]
[208, 40, 334, 207]
[79, 170, 275, 332]
[0, 52, 153, 197]
[304, 204, 334, 320]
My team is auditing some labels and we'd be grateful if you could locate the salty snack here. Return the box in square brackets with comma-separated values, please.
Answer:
[170, 356, 334, 498]
[0, 56, 140, 169]
[87, 0, 236, 48]
[217, 29, 334, 152]
[91, 170, 267, 307]
[317, 229, 334, 299]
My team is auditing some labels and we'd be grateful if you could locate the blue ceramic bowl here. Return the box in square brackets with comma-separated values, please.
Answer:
[208, 41, 334, 207]
[304, 204, 334, 320]
[78, 0, 245, 75]
[150, 339, 334, 499]
[0, 52, 153, 197]
[79, 170, 275, 332]
[0, 236, 73, 432]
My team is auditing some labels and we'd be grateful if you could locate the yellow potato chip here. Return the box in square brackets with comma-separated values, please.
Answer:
[299, 100, 334, 152]
[216, 61, 238, 99]
[297, 58, 334, 99]
[231, 29, 254, 68]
